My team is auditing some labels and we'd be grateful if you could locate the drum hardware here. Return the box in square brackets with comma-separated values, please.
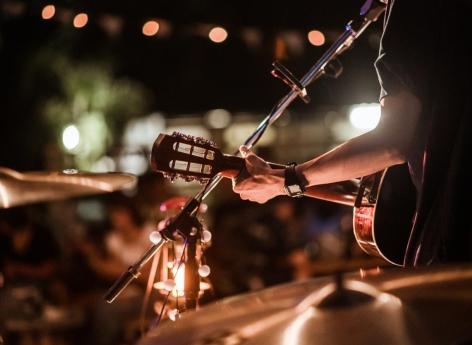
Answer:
[136, 264, 472, 345]
[0, 166, 137, 208]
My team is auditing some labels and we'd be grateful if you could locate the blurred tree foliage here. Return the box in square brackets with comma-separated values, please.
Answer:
[34, 50, 152, 170]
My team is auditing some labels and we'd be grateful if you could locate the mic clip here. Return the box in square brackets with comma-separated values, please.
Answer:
[271, 61, 311, 104]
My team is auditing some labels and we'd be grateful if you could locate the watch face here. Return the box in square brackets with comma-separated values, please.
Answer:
[287, 184, 302, 195]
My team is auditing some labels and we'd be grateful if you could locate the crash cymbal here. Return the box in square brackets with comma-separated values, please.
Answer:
[138, 264, 472, 345]
[0, 167, 137, 208]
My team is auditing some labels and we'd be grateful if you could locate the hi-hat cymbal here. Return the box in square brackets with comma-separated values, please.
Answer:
[0, 167, 137, 208]
[138, 264, 472, 345]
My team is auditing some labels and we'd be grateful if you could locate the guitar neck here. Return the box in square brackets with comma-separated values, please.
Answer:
[220, 154, 358, 207]
[218, 154, 285, 178]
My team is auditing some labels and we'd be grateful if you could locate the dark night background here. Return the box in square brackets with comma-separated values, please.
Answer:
[0, 0, 381, 170]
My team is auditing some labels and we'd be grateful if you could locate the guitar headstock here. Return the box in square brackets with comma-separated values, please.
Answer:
[151, 132, 225, 184]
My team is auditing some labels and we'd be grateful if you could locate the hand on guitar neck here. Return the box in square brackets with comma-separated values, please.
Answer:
[150, 132, 416, 266]
[150, 132, 359, 206]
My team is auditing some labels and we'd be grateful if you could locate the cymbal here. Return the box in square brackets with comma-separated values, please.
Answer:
[0, 167, 137, 208]
[138, 264, 472, 345]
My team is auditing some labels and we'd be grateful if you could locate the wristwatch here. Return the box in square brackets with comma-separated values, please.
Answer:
[284, 162, 305, 197]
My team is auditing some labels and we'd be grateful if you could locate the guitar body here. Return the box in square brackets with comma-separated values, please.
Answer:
[353, 164, 417, 266]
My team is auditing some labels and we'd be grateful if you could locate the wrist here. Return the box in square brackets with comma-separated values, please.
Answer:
[294, 164, 309, 188]
[264, 168, 286, 196]
[284, 162, 307, 197]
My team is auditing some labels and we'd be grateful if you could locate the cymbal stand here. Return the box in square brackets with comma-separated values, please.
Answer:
[105, 0, 387, 309]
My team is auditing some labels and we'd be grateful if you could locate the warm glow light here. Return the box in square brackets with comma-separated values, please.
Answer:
[149, 231, 162, 245]
[308, 30, 325, 46]
[73, 13, 88, 28]
[62, 125, 80, 150]
[172, 264, 185, 297]
[142, 20, 160, 36]
[205, 109, 231, 129]
[41, 5, 55, 20]
[349, 103, 381, 130]
[209, 26, 228, 43]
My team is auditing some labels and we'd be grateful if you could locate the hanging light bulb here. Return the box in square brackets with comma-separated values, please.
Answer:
[149, 231, 162, 244]
[202, 230, 212, 243]
[198, 265, 211, 278]
[168, 308, 180, 322]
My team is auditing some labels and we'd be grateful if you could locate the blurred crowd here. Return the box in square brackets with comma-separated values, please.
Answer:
[0, 173, 374, 345]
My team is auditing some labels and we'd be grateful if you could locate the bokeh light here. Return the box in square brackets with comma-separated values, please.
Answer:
[205, 109, 231, 129]
[142, 20, 160, 36]
[209, 26, 228, 43]
[41, 5, 55, 20]
[73, 13, 88, 28]
[349, 103, 381, 130]
[62, 125, 80, 151]
[308, 30, 325, 46]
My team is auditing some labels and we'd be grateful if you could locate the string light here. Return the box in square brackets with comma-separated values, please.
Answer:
[2, 3, 378, 51]
[308, 30, 325, 46]
[73, 12, 88, 28]
[209, 26, 228, 43]
[142, 20, 159, 36]
[41, 4, 55, 20]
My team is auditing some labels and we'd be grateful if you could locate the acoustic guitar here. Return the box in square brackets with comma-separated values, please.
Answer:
[150, 132, 416, 266]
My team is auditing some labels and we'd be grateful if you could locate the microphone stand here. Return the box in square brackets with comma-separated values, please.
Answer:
[104, 0, 387, 307]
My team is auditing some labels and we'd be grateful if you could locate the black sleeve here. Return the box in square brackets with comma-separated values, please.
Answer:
[374, 0, 433, 100]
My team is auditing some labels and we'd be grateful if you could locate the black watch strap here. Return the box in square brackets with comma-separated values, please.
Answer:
[284, 162, 305, 197]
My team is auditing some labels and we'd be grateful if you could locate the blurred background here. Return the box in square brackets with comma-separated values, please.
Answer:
[0, 1, 387, 344]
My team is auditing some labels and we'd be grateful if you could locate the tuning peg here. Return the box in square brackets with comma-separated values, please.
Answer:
[172, 131, 182, 137]
[195, 136, 216, 147]
[184, 176, 196, 182]
[163, 172, 178, 182]
[197, 177, 210, 185]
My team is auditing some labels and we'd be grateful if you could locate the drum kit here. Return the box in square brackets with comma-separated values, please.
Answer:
[2, 166, 472, 345]
[138, 265, 472, 345]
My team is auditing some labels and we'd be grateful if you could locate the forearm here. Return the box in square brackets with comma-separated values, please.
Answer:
[297, 130, 404, 186]
[233, 89, 421, 204]
[297, 89, 421, 186]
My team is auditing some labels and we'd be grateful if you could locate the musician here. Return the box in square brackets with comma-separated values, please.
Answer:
[233, 0, 472, 265]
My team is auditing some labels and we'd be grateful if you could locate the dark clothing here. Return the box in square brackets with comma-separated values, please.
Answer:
[375, 0, 472, 265]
